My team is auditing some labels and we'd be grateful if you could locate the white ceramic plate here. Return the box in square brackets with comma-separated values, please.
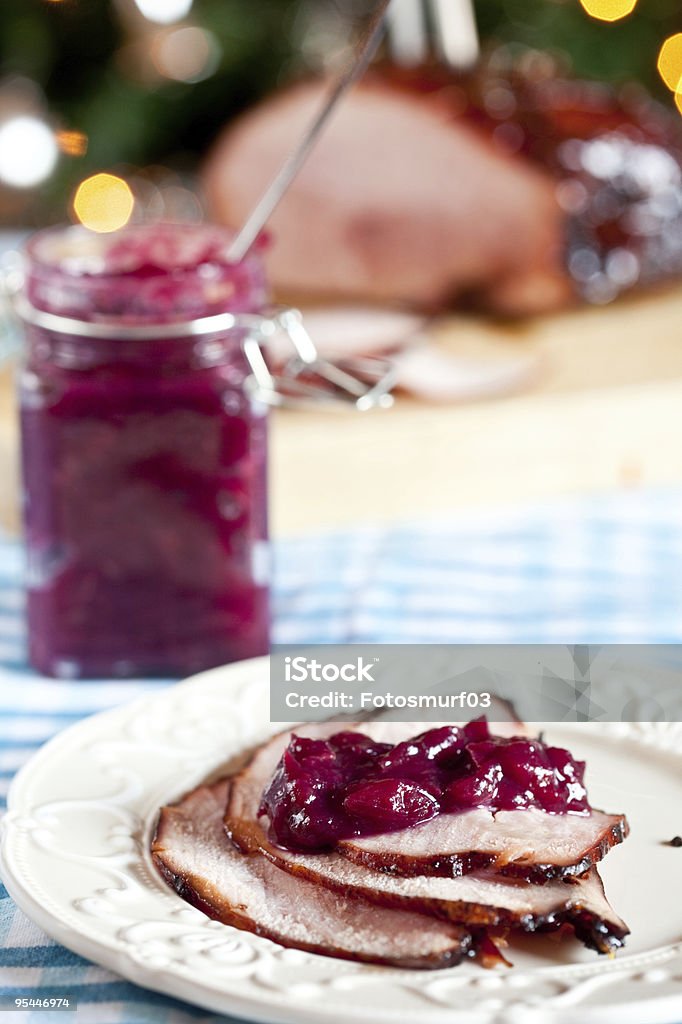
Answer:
[1, 656, 682, 1024]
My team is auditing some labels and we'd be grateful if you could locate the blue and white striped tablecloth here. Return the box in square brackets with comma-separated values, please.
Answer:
[2, 489, 682, 1023]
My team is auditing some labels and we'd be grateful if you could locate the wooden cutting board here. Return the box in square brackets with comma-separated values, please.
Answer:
[2, 284, 682, 537]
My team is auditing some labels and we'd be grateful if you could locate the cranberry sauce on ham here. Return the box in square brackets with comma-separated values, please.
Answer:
[259, 720, 591, 853]
[151, 780, 475, 969]
[225, 734, 630, 955]
[251, 723, 627, 883]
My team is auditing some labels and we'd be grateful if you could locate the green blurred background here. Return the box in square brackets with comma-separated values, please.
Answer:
[0, 0, 680, 225]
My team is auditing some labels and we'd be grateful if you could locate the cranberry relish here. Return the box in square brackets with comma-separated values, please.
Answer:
[259, 721, 590, 852]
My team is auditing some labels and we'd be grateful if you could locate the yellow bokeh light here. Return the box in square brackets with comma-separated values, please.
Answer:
[676, 90, 682, 117]
[658, 34, 682, 93]
[72, 173, 135, 233]
[579, 0, 637, 22]
[56, 130, 88, 157]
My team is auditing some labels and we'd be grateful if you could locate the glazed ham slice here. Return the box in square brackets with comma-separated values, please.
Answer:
[239, 726, 627, 882]
[338, 806, 627, 882]
[151, 780, 474, 969]
[225, 730, 630, 955]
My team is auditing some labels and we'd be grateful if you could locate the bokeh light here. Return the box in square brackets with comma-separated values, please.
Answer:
[578, 0, 638, 22]
[657, 34, 682, 93]
[134, 0, 193, 25]
[72, 173, 135, 233]
[151, 27, 220, 83]
[0, 116, 58, 188]
[56, 130, 88, 157]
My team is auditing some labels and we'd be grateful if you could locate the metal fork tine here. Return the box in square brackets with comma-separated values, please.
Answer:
[386, 0, 429, 67]
[428, 0, 480, 71]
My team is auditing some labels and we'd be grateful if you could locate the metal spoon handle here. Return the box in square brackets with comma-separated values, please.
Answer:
[226, 0, 393, 264]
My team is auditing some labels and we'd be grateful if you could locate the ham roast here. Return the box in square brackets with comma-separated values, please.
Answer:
[152, 779, 475, 968]
[204, 57, 682, 315]
[204, 76, 568, 315]
[225, 727, 629, 956]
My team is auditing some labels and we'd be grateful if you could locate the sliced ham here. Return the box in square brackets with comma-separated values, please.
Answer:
[226, 731, 629, 955]
[239, 726, 627, 882]
[151, 780, 473, 970]
[338, 806, 627, 882]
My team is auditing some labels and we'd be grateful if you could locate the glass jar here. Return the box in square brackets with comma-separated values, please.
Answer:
[17, 223, 271, 678]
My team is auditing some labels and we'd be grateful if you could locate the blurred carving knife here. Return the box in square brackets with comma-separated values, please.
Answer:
[227, 0, 393, 264]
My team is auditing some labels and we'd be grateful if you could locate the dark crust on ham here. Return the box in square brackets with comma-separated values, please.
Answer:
[225, 729, 630, 956]
[151, 780, 474, 970]
[337, 814, 629, 883]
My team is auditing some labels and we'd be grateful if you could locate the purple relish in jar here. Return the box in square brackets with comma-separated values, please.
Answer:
[20, 223, 270, 678]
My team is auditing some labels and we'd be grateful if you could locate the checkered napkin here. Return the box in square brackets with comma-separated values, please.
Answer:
[2, 489, 682, 1023]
